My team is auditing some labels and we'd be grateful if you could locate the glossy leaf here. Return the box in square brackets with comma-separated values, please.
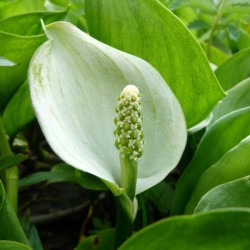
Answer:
[215, 48, 250, 90]
[119, 209, 250, 250]
[210, 77, 250, 125]
[2, 82, 35, 138]
[0, 181, 30, 245]
[185, 136, 250, 213]
[0, 32, 46, 110]
[195, 176, 250, 213]
[85, 0, 225, 127]
[0, 10, 68, 36]
[28, 21, 187, 194]
[171, 107, 250, 215]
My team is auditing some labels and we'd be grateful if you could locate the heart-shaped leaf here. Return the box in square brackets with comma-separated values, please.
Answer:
[85, 0, 225, 127]
[28, 21, 187, 194]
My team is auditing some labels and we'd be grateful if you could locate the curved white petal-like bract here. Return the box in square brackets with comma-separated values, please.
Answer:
[29, 21, 187, 194]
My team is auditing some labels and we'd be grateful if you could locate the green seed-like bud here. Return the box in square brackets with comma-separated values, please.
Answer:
[114, 85, 144, 161]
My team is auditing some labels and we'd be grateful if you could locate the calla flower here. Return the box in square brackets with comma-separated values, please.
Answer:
[28, 21, 187, 195]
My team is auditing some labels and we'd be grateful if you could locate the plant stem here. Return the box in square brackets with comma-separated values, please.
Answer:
[0, 116, 18, 212]
[120, 154, 138, 201]
[206, 0, 227, 58]
[115, 193, 134, 248]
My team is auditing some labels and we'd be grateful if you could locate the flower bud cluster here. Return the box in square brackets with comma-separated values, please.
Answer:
[114, 85, 144, 161]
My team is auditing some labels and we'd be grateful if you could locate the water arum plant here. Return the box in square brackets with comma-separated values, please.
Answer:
[29, 20, 187, 195]
[28, 20, 187, 246]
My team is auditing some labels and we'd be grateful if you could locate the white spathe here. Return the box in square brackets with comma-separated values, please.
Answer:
[28, 21, 187, 194]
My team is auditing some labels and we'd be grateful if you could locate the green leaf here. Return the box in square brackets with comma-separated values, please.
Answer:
[0, 32, 46, 110]
[0, 153, 28, 171]
[215, 48, 250, 90]
[19, 172, 55, 188]
[185, 136, 250, 213]
[119, 209, 250, 250]
[28, 21, 187, 195]
[210, 77, 250, 125]
[0, 181, 30, 245]
[50, 163, 107, 190]
[0, 0, 45, 20]
[19, 163, 106, 191]
[85, 0, 225, 127]
[2, 82, 35, 138]
[0, 10, 68, 36]
[195, 176, 250, 213]
[171, 107, 250, 215]
[0, 241, 32, 250]
[75, 172, 107, 190]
